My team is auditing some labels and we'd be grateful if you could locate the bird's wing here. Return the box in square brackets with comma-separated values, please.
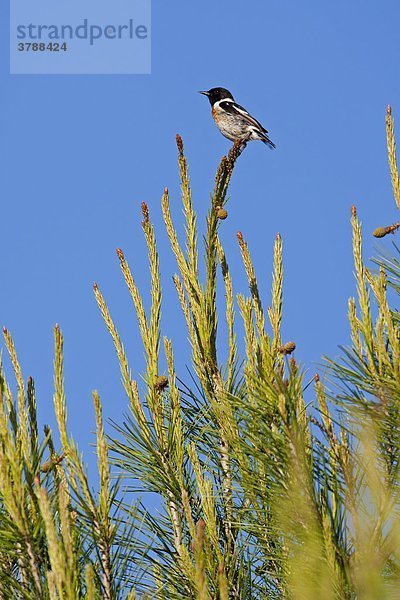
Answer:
[219, 101, 268, 133]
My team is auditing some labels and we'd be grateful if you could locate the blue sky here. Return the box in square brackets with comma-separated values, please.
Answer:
[1, 0, 400, 465]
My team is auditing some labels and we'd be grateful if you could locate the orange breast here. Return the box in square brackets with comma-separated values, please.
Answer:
[212, 105, 222, 124]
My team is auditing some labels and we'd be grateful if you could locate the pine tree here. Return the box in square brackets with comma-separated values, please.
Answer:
[1, 110, 400, 598]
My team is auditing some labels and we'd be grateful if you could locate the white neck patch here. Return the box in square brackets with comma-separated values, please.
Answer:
[214, 98, 235, 108]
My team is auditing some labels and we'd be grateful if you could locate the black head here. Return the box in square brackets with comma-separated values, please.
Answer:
[199, 87, 234, 106]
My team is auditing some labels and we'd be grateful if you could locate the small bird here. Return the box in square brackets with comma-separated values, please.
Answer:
[199, 87, 276, 149]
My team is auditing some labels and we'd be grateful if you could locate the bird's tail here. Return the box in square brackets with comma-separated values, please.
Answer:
[259, 131, 276, 149]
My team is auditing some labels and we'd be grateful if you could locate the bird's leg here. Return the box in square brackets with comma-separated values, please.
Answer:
[235, 139, 247, 154]
[237, 131, 253, 153]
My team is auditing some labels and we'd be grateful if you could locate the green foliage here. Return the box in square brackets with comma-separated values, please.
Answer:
[1, 112, 400, 598]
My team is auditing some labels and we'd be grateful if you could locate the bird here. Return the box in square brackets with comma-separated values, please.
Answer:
[199, 87, 276, 149]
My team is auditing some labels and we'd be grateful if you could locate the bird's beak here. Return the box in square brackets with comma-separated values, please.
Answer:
[198, 90, 210, 96]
